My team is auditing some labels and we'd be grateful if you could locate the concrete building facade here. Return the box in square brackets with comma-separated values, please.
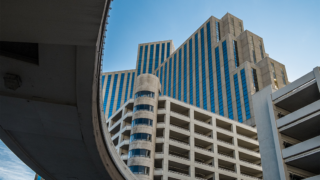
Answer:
[108, 74, 263, 180]
[101, 13, 289, 127]
[252, 67, 320, 180]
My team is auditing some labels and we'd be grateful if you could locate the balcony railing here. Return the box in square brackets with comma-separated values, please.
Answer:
[218, 167, 236, 174]
[237, 133, 258, 141]
[168, 170, 190, 177]
[194, 146, 213, 153]
[238, 146, 259, 154]
[169, 138, 189, 146]
[218, 153, 235, 159]
[195, 176, 207, 180]
[217, 139, 233, 146]
[241, 174, 262, 180]
[169, 154, 189, 161]
[195, 132, 213, 139]
[240, 159, 261, 167]
[154, 168, 163, 171]
[195, 161, 214, 167]
[170, 124, 190, 132]
[171, 111, 189, 118]
[216, 126, 232, 132]
[194, 118, 211, 125]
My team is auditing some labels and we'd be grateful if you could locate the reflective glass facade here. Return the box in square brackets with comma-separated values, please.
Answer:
[133, 104, 154, 113]
[168, 58, 172, 97]
[233, 40, 239, 68]
[124, 73, 130, 103]
[183, 44, 187, 103]
[207, 22, 215, 113]
[132, 118, 153, 127]
[130, 133, 152, 142]
[215, 21, 220, 42]
[116, 73, 125, 110]
[129, 166, 150, 175]
[189, 38, 194, 105]
[200, 28, 207, 110]
[148, 44, 154, 74]
[161, 43, 165, 64]
[137, 46, 143, 76]
[108, 74, 118, 118]
[143, 45, 148, 74]
[215, 47, 224, 116]
[164, 62, 167, 95]
[135, 91, 155, 99]
[252, 68, 259, 92]
[167, 42, 170, 58]
[240, 69, 251, 119]
[222, 41, 234, 119]
[173, 54, 177, 99]
[155, 44, 160, 70]
[103, 75, 112, 113]
[128, 149, 151, 158]
[130, 72, 135, 98]
[233, 73, 243, 122]
[178, 49, 182, 101]
[195, 33, 200, 107]
[160, 66, 163, 96]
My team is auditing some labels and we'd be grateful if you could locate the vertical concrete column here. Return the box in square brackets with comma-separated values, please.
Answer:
[128, 74, 160, 180]
[162, 100, 170, 177]
[189, 108, 195, 178]
[314, 67, 320, 92]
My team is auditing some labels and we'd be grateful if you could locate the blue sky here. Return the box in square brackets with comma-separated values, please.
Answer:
[0, 140, 34, 180]
[1, 1, 319, 179]
[103, 0, 320, 81]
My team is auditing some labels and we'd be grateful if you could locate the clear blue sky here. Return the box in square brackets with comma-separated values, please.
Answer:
[103, 0, 320, 81]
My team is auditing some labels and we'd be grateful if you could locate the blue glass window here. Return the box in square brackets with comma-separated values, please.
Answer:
[137, 46, 143, 76]
[168, 58, 172, 97]
[233, 40, 239, 68]
[233, 74, 243, 122]
[143, 45, 148, 74]
[200, 28, 207, 110]
[215, 47, 224, 115]
[132, 118, 153, 127]
[160, 66, 163, 96]
[195, 33, 200, 107]
[103, 75, 112, 114]
[116, 73, 125, 110]
[207, 22, 215, 113]
[130, 72, 135, 99]
[148, 44, 154, 74]
[128, 149, 151, 158]
[101, 75, 105, 89]
[183, 44, 187, 103]
[167, 42, 170, 58]
[164, 62, 167, 95]
[155, 44, 160, 70]
[37, 175, 41, 180]
[222, 41, 234, 119]
[124, 73, 130, 103]
[129, 166, 150, 175]
[108, 74, 118, 118]
[216, 21, 220, 42]
[133, 104, 154, 113]
[178, 49, 182, 101]
[173, 54, 177, 99]
[240, 69, 251, 119]
[189, 38, 193, 105]
[161, 43, 165, 64]
[135, 91, 155, 99]
[130, 133, 152, 142]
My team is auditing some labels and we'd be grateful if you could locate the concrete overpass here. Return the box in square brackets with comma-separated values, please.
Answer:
[0, 0, 138, 179]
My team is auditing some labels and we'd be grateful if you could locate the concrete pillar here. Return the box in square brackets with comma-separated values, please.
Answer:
[189, 108, 195, 178]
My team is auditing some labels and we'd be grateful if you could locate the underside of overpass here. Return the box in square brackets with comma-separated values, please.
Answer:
[0, 1, 137, 179]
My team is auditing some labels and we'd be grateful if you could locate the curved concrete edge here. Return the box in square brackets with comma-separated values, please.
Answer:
[91, 1, 139, 178]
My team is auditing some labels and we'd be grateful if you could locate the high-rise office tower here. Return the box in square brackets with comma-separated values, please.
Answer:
[102, 13, 288, 127]
[102, 13, 290, 180]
